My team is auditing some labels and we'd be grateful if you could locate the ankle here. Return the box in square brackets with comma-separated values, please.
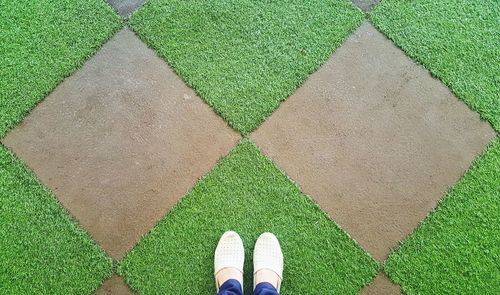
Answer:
[216, 267, 243, 288]
[254, 269, 280, 289]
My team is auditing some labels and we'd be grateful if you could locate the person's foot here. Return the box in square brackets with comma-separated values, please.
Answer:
[214, 231, 244, 291]
[253, 232, 283, 291]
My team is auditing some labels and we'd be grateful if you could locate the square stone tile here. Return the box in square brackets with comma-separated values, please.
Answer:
[95, 276, 134, 295]
[107, 0, 145, 17]
[250, 22, 495, 261]
[352, 0, 380, 11]
[360, 273, 402, 295]
[2, 28, 240, 259]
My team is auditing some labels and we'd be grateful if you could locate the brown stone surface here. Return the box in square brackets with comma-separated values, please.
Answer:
[2, 28, 240, 259]
[250, 22, 495, 261]
[352, 0, 380, 11]
[95, 275, 135, 295]
[360, 273, 402, 295]
[106, 0, 145, 16]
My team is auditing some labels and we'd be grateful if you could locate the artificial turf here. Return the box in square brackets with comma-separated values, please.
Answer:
[370, 0, 500, 133]
[0, 145, 113, 294]
[0, 1, 120, 293]
[119, 139, 379, 294]
[129, 0, 364, 134]
[0, 0, 122, 138]
[384, 139, 500, 295]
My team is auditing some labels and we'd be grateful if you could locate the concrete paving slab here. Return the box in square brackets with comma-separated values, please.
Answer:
[95, 275, 135, 295]
[107, 0, 145, 17]
[250, 22, 495, 261]
[2, 28, 240, 259]
[352, 0, 380, 11]
[360, 273, 402, 295]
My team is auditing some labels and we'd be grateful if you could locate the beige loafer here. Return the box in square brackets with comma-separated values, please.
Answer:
[253, 232, 283, 291]
[214, 231, 245, 291]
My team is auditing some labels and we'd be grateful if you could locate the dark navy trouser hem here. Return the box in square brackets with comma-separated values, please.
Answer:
[217, 279, 279, 295]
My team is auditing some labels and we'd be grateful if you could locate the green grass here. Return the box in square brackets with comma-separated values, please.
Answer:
[129, 0, 363, 134]
[370, 0, 500, 132]
[0, 145, 113, 294]
[119, 139, 379, 294]
[384, 138, 500, 295]
[0, 0, 122, 138]
[0, 2, 120, 292]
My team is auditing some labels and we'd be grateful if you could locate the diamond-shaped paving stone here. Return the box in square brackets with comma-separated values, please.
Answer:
[0, 0, 121, 138]
[371, 0, 500, 133]
[250, 22, 495, 261]
[95, 275, 134, 295]
[2, 28, 240, 259]
[385, 139, 500, 294]
[106, 0, 145, 17]
[119, 139, 378, 294]
[361, 273, 402, 295]
[352, 0, 380, 11]
[0, 146, 112, 294]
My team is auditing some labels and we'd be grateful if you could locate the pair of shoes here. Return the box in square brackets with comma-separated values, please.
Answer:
[214, 231, 283, 292]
